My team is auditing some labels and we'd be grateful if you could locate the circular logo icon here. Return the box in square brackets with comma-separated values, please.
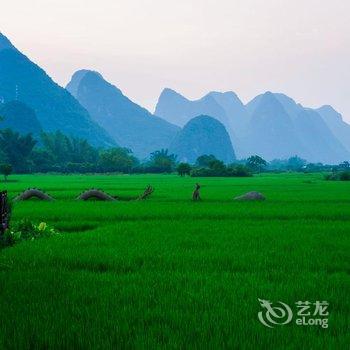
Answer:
[258, 298, 293, 328]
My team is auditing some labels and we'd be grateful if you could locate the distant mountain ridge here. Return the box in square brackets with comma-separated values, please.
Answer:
[245, 92, 350, 163]
[169, 115, 236, 163]
[155, 88, 249, 157]
[0, 33, 114, 147]
[243, 92, 304, 160]
[0, 101, 42, 136]
[67, 70, 180, 158]
[0, 32, 15, 51]
[155, 88, 229, 128]
[155, 88, 246, 131]
[208, 91, 249, 135]
[316, 105, 350, 154]
[1, 32, 349, 164]
[156, 88, 350, 163]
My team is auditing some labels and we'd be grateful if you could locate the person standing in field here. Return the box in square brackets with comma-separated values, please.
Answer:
[0, 191, 10, 234]
[192, 183, 201, 201]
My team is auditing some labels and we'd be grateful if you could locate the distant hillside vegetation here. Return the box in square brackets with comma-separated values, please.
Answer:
[0, 101, 42, 135]
[169, 115, 236, 164]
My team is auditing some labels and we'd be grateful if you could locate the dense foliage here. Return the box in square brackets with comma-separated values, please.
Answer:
[0, 124, 349, 177]
[191, 159, 252, 177]
[0, 164, 12, 181]
[0, 219, 58, 248]
[177, 163, 192, 176]
[0, 129, 138, 174]
[325, 171, 350, 181]
[246, 155, 268, 173]
[0, 129, 37, 172]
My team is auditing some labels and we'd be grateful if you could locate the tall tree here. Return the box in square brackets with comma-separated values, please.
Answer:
[0, 164, 12, 182]
[177, 163, 191, 176]
[196, 154, 217, 168]
[0, 129, 36, 172]
[287, 156, 307, 171]
[247, 155, 267, 173]
[98, 148, 138, 172]
[40, 131, 99, 165]
[149, 149, 177, 173]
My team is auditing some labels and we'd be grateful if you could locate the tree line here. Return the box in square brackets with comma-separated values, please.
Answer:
[0, 129, 170, 175]
[0, 127, 349, 180]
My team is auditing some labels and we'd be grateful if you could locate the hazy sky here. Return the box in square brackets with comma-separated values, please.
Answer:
[1, 0, 350, 120]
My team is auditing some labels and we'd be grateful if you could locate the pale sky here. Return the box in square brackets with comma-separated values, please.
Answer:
[1, 0, 350, 120]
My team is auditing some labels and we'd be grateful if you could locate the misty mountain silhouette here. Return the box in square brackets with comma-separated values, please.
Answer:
[0, 33, 15, 52]
[0, 101, 42, 136]
[155, 88, 228, 127]
[169, 115, 236, 163]
[0, 33, 114, 147]
[155, 88, 246, 156]
[1, 32, 349, 163]
[243, 92, 304, 160]
[245, 92, 350, 162]
[157, 88, 350, 163]
[317, 105, 350, 154]
[67, 70, 180, 158]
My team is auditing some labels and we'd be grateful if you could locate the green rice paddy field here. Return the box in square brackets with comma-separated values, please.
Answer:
[0, 173, 349, 349]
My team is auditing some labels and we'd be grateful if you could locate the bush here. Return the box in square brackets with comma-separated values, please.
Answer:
[0, 219, 59, 248]
[339, 171, 350, 181]
[177, 163, 192, 176]
[0, 229, 21, 248]
[227, 165, 252, 177]
[0, 163, 12, 181]
[196, 155, 217, 168]
[191, 168, 214, 177]
[66, 162, 95, 173]
[191, 164, 252, 177]
[325, 171, 350, 181]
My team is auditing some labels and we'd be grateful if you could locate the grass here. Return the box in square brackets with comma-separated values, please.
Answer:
[0, 173, 349, 349]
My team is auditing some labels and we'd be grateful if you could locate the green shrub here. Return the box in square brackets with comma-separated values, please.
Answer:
[0, 219, 59, 248]
[324, 173, 336, 181]
[177, 163, 192, 176]
[0, 163, 12, 181]
[191, 164, 252, 177]
[226, 165, 252, 177]
[339, 171, 350, 181]
[325, 171, 350, 181]
[191, 168, 213, 177]
[0, 229, 21, 248]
